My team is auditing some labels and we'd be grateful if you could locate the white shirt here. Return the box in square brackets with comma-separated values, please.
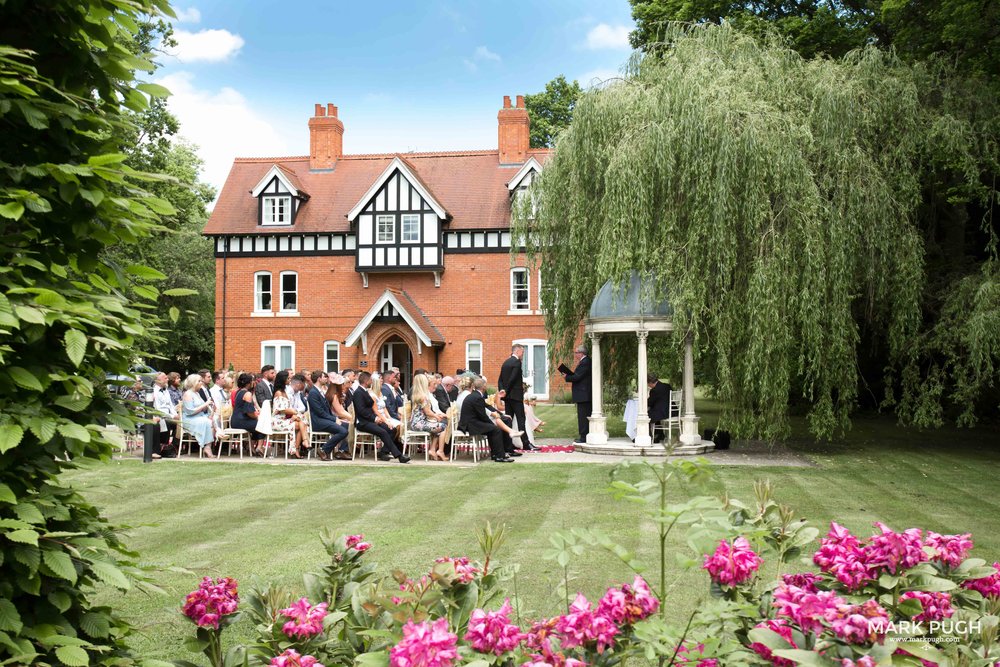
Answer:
[455, 390, 471, 416]
[209, 384, 228, 409]
[152, 386, 177, 419]
[289, 388, 307, 414]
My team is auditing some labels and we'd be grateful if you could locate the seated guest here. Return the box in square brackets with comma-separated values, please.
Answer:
[458, 377, 513, 463]
[182, 374, 216, 458]
[381, 370, 401, 420]
[433, 375, 453, 411]
[167, 371, 183, 406]
[454, 375, 474, 415]
[647, 374, 672, 442]
[409, 373, 447, 460]
[485, 388, 522, 455]
[341, 369, 357, 409]
[231, 373, 265, 454]
[289, 374, 308, 414]
[308, 370, 349, 461]
[446, 376, 459, 402]
[272, 370, 308, 458]
[354, 371, 408, 463]
[370, 375, 401, 435]
[152, 372, 177, 457]
[327, 374, 353, 433]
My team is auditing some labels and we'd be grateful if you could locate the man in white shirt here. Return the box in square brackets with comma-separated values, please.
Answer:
[151, 372, 178, 457]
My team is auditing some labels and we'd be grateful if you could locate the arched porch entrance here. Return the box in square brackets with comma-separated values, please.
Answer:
[378, 334, 413, 392]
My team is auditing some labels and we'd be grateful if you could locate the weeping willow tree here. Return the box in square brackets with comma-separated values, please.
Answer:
[514, 23, 998, 441]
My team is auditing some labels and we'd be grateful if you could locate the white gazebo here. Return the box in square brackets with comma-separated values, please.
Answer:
[575, 272, 714, 456]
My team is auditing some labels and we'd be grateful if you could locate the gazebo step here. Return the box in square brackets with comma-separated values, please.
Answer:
[573, 438, 715, 457]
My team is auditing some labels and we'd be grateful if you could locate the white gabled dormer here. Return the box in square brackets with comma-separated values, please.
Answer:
[251, 165, 309, 227]
[348, 156, 449, 281]
[506, 156, 542, 192]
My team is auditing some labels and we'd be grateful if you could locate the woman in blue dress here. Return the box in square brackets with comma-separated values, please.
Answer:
[182, 374, 216, 458]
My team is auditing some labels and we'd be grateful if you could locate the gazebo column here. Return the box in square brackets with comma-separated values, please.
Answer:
[679, 330, 701, 445]
[634, 330, 652, 447]
[586, 332, 608, 445]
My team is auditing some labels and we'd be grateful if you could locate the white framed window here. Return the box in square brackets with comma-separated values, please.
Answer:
[279, 271, 297, 312]
[510, 268, 530, 310]
[324, 341, 340, 373]
[514, 338, 549, 399]
[376, 214, 395, 243]
[262, 340, 294, 371]
[401, 214, 420, 243]
[465, 340, 482, 375]
[254, 271, 272, 313]
[262, 195, 292, 226]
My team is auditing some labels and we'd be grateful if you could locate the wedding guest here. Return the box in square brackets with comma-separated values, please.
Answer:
[409, 374, 447, 460]
[231, 373, 265, 454]
[181, 374, 216, 458]
[271, 370, 308, 458]
[309, 370, 349, 461]
[354, 371, 408, 463]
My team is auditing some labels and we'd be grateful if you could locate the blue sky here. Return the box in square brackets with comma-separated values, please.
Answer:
[154, 1, 637, 192]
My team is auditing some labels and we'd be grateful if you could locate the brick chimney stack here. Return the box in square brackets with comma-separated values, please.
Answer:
[498, 94, 529, 164]
[309, 102, 344, 170]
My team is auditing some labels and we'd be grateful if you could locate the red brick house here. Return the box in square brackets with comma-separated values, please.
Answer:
[203, 95, 565, 397]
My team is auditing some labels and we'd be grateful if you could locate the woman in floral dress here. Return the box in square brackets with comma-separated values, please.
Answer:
[271, 370, 307, 457]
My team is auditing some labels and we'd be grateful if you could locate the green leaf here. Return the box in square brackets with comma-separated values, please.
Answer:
[8, 367, 43, 391]
[137, 82, 172, 98]
[168, 305, 180, 322]
[64, 329, 87, 367]
[48, 591, 72, 613]
[0, 201, 25, 220]
[55, 645, 89, 666]
[89, 560, 131, 590]
[86, 153, 127, 166]
[14, 503, 44, 524]
[78, 612, 110, 638]
[13, 306, 44, 324]
[125, 264, 166, 280]
[145, 196, 176, 215]
[0, 483, 15, 504]
[42, 548, 78, 584]
[0, 599, 22, 633]
[162, 288, 199, 297]
[57, 423, 91, 443]
[0, 424, 24, 453]
[772, 649, 839, 667]
[15, 100, 49, 129]
[355, 650, 390, 667]
[5, 529, 38, 545]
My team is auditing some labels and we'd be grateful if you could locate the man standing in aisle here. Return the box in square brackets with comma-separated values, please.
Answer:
[561, 345, 592, 444]
[498, 344, 534, 450]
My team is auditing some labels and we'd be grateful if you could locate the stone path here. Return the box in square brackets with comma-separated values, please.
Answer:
[122, 438, 812, 468]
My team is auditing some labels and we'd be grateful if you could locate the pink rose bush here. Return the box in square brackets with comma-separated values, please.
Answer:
[279, 597, 329, 640]
[433, 556, 480, 585]
[962, 562, 1000, 597]
[346, 534, 372, 552]
[182, 576, 239, 629]
[271, 648, 325, 667]
[702, 536, 761, 586]
[464, 599, 525, 655]
[898, 591, 955, 623]
[595, 575, 659, 625]
[390, 618, 459, 667]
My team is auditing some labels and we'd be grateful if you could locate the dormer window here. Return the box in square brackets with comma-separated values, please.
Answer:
[262, 195, 292, 226]
[251, 164, 309, 228]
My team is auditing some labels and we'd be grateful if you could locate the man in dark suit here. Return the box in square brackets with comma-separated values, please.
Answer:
[307, 370, 349, 460]
[354, 371, 408, 463]
[382, 370, 401, 420]
[562, 345, 592, 443]
[459, 377, 513, 463]
[647, 374, 673, 442]
[433, 375, 452, 411]
[255, 364, 275, 407]
[341, 369, 356, 409]
[498, 344, 533, 450]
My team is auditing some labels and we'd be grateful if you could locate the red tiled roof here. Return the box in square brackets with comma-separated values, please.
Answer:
[204, 148, 553, 236]
[388, 288, 445, 345]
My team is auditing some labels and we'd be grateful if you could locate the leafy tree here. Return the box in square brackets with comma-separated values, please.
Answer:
[628, 0, 999, 78]
[0, 1, 180, 663]
[514, 24, 999, 441]
[525, 75, 583, 149]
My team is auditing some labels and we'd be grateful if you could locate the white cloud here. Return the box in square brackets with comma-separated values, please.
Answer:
[155, 72, 291, 192]
[585, 23, 631, 50]
[165, 29, 244, 63]
[474, 45, 501, 62]
[173, 7, 201, 23]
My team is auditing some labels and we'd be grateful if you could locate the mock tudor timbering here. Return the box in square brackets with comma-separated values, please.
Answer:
[205, 97, 566, 397]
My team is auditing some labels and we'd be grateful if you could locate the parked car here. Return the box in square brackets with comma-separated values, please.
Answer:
[105, 363, 158, 399]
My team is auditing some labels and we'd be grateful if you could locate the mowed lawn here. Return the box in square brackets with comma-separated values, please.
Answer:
[67, 405, 1000, 661]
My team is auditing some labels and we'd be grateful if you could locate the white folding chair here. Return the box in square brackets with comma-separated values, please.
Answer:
[217, 409, 250, 459]
[175, 403, 199, 458]
[401, 402, 431, 461]
[348, 405, 377, 460]
[306, 409, 327, 457]
[652, 390, 683, 444]
[449, 409, 488, 462]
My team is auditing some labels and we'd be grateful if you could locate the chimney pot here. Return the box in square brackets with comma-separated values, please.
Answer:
[497, 93, 530, 164]
[309, 102, 344, 170]
[314, 103, 325, 117]
[328, 103, 337, 117]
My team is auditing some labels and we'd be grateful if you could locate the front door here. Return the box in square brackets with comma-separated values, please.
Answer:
[379, 337, 413, 392]
[514, 339, 548, 399]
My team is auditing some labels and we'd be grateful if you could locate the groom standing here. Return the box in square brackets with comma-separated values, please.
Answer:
[498, 343, 534, 450]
